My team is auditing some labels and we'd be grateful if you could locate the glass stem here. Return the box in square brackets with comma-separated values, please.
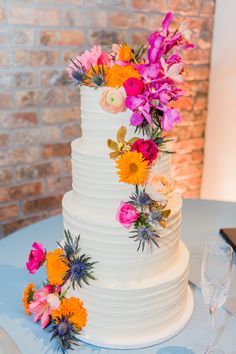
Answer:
[209, 306, 216, 349]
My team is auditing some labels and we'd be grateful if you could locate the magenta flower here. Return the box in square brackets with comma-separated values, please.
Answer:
[125, 95, 152, 126]
[26, 242, 46, 274]
[132, 139, 158, 165]
[116, 202, 139, 228]
[162, 108, 181, 131]
[29, 284, 61, 329]
[123, 78, 144, 96]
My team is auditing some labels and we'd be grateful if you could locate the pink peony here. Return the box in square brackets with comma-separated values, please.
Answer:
[100, 87, 126, 113]
[26, 242, 46, 274]
[132, 139, 158, 165]
[116, 202, 139, 228]
[29, 284, 61, 329]
[123, 78, 144, 96]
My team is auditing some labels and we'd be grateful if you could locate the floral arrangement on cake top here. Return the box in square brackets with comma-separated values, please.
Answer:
[23, 232, 97, 353]
[67, 12, 193, 251]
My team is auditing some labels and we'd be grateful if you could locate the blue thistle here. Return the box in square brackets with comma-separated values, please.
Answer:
[130, 185, 152, 208]
[71, 69, 85, 84]
[50, 317, 79, 354]
[130, 225, 160, 252]
[59, 231, 97, 290]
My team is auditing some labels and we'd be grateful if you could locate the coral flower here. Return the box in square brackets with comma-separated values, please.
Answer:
[106, 65, 140, 88]
[22, 283, 35, 316]
[100, 87, 126, 113]
[46, 249, 69, 286]
[116, 151, 149, 185]
[29, 284, 61, 329]
[51, 297, 87, 330]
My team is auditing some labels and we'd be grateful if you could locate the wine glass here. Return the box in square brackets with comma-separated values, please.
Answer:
[201, 241, 233, 354]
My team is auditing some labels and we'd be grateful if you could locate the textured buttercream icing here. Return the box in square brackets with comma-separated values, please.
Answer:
[62, 86, 190, 345]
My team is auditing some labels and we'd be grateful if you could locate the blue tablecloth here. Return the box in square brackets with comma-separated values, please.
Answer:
[0, 199, 235, 354]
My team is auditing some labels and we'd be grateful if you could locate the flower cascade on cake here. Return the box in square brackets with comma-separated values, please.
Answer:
[23, 232, 97, 353]
[68, 12, 193, 251]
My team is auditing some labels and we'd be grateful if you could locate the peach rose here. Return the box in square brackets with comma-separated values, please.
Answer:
[100, 87, 126, 113]
[146, 174, 174, 202]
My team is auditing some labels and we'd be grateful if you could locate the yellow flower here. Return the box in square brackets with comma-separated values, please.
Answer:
[51, 297, 87, 330]
[106, 64, 140, 88]
[116, 150, 149, 185]
[46, 249, 69, 286]
[107, 126, 138, 159]
[118, 44, 133, 62]
[22, 283, 35, 316]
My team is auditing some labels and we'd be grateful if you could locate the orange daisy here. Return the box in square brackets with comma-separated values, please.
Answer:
[22, 283, 35, 316]
[118, 44, 133, 62]
[46, 248, 69, 286]
[116, 150, 149, 185]
[51, 297, 87, 330]
[106, 64, 140, 88]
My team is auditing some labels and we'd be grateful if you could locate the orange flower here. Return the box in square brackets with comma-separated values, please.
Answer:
[116, 150, 149, 185]
[106, 64, 140, 88]
[118, 45, 133, 62]
[22, 283, 35, 316]
[51, 297, 87, 330]
[46, 248, 69, 286]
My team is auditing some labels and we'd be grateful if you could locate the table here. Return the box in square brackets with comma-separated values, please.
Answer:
[0, 199, 235, 354]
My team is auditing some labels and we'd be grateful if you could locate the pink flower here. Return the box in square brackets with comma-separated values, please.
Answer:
[26, 242, 46, 274]
[29, 285, 61, 329]
[97, 51, 111, 66]
[100, 87, 126, 113]
[162, 108, 181, 131]
[132, 139, 158, 165]
[123, 78, 144, 96]
[116, 202, 139, 228]
[67, 45, 107, 79]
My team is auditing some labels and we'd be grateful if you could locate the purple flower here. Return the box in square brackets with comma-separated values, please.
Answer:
[162, 108, 180, 131]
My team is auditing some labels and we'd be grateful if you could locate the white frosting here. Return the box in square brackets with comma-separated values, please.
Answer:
[62, 86, 190, 345]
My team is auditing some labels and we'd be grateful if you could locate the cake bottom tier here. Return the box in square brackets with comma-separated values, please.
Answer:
[66, 242, 193, 348]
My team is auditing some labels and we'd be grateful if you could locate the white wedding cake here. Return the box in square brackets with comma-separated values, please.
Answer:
[62, 86, 193, 348]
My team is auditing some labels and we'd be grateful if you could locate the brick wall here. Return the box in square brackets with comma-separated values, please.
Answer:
[0, 0, 215, 238]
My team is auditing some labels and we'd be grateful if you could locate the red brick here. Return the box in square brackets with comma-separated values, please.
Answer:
[61, 158, 72, 174]
[0, 72, 35, 90]
[0, 134, 9, 148]
[108, 12, 131, 29]
[47, 176, 71, 194]
[14, 126, 60, 146]
[0, 204, 19, 222]
[36, 0, 83, 3]
[0, 112, 38, 128]
[43, 107, 80, 124]
[201, 0, 215, 16]
[131, 31, 149, 44]
[14, 50, 60, 66]
[0, 182, 43, 203]
[131, 0, 167, 12]
[40, 30, 84, 46]
[182, 49, 211, 65]
[169, 96, 193, 111]
[40, 70, 67, 87]
[0, 93, 14, 109]
[186, 65, 210, 81]
[11, 29, 35, 46]
[43, 143, 71, 159]
[191, 150, 204, 164]
[16, 161, 61, 182]
[0, 52, 7, 66]
[167, 0, 201, 15]
[193, 95, 208, 111]
[63, 124, 82, 140]
[88, 0, 127, 7]
[0, 168, 13, 186]
[0, 147, 41, 167]
[24, 195, 62, 214]
[174, 164, 203, 181]
[64, 9, 106, 28]
[0, 7, 5, 23]
[9, 8, 60, 25]
[88, 29, 124, 46]
[176, 137, 204, 154]
[16, 88, 64, 108]
[3, 214, 48, 235]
